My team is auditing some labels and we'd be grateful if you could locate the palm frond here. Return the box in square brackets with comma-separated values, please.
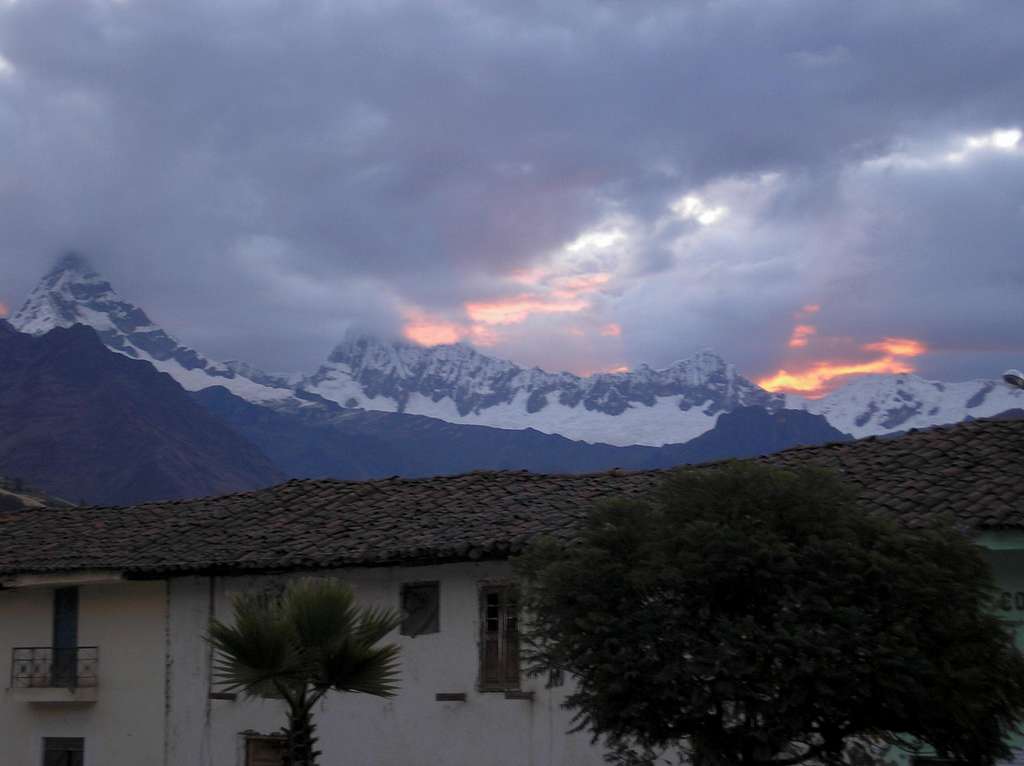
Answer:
[208, 589, 303, 698]
[321, 641, 402, 697]
[284, 578, 358, 655]
[356, 604, 402, 644]
[206, 578, 402, 705]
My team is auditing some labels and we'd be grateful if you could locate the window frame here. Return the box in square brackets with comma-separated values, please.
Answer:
[244, 733, 287, 766]
[399, 580, 441, 637]
[42, 737, 84, 766]
[478, 583, 521, 692]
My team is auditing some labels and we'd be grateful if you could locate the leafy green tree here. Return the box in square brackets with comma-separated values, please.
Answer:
[518, 462, 1024, 766]
[208, 578, 401, 766]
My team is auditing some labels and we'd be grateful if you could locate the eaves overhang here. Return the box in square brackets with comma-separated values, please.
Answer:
[0, 570, 125, 589]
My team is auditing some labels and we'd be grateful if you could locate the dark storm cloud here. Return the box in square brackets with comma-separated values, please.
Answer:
[0, 0, 1022, 377]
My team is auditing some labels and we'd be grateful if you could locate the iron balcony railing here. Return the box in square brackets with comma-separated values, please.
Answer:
[10, 647, 98, 689]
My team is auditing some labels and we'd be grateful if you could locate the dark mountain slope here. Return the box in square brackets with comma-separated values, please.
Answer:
[0, 475, 73, 511]
[194, 387, 849, 479]
[648, 406, 852, 467]
[989, 409, 1024, 421]
[0, 325, 283, 504]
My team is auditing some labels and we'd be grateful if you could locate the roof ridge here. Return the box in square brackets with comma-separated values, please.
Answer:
[2, 417, 1021, 578]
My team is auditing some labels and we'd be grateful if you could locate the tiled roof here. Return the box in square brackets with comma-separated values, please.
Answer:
[1, 418, 1022, 577]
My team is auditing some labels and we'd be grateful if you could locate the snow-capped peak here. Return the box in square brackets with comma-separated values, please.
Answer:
[48, 252, 94, 277]
[303, 335, 782, 446]
[11, 253, 119, 335]
[12, 255, 1020, 447]
[787, 372, 1024, 438]
[11, 254, 298, 404]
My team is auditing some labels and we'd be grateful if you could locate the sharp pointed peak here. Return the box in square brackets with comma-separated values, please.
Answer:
[693, 347, 725, 360]
[660, 348, 727, 369]
[337, 326, 467, 351]
[341, 325, 384, 342]
[46, 251, 98, 278]
[333, 326, 392, 352]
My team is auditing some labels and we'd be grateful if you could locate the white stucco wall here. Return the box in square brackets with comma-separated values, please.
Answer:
[0, 580, 167, 766]
[165, 561, 609, 766]
[7, 549, 1023, 766]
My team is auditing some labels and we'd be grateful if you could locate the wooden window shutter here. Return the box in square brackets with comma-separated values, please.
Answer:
[246, 735, 287, 766]
[479, 585, 520, 690]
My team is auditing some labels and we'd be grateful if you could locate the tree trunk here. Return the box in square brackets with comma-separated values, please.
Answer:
[283, 696, 320, 766]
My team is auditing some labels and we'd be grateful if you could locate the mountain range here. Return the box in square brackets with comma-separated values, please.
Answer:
[0, 322, 283, 504]
[193, 385, 848, 481]
[2, 254, 1022, 505]
[11, 254, 1023, 448]
[11, 254, 298, 404]
[0, 317, 848, 503]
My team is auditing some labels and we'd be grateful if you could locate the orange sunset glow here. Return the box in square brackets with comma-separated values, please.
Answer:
[550, 273, 611, 299]
[465, 271, 611, 326]
[787, 324, 816, 348]
[401, 308, 503, 348]
[465, 294, 589, 325]
[401, 265, 618, 360]
[759, 334, 929, 398]
[403, 318, 462, 346]
[863, 337, 928, 356]
[758, 357, 917, 396]
[0, 301, 8, 317]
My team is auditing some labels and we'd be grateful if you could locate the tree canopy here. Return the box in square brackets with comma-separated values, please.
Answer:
[517, 461, 1024, 766]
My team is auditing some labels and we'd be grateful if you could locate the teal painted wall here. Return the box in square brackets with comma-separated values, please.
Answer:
[984, 544, 1024, 756]
[874, 537, 1024, 766]
[985, 547, 1024, 651]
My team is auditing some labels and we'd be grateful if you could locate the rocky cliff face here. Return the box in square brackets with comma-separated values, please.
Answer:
[10, 254, 297, 403]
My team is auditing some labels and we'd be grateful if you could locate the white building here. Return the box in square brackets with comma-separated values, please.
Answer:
[1, 418, 1023, 766]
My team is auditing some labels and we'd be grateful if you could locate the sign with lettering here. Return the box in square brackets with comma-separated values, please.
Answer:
[999, 592, 1024, 611]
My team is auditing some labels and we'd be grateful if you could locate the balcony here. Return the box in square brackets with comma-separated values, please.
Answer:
[8, 647, 99, 703]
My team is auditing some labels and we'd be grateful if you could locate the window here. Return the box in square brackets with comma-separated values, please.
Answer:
[479, 584, 520, 690]
[52, 587, 79, 687]
[246, 734, 287, 766]
[43, 738, 83, 766]
[400, 581, 440, 636]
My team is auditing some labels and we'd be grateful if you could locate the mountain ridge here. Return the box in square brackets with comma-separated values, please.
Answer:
[10, 253, 297, 404]
[193, 385, 851, 480]
[787, 373, 1023, 438]
[0, 323, 284, 504]
[304, 330, 783, 446]
[11, 254, 1024, 446]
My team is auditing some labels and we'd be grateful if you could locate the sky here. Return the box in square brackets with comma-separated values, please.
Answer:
[0, 0, 1022, 397]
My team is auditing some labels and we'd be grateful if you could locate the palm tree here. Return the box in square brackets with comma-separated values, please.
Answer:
[208, 578, 401, 766]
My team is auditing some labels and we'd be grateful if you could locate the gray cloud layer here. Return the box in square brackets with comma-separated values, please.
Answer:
[0, 0, 1022, 382]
